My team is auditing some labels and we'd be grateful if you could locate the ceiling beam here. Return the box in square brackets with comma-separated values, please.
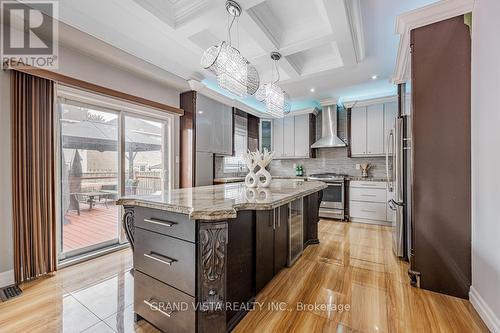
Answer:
[240, 8, 301, 78]
[316, 0, 358, 67]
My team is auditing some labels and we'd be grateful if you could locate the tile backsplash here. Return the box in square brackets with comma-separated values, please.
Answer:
[215, 148, 388, 179]
[268, 148, 388, 178]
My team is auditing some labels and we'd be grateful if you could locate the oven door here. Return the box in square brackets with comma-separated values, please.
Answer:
[320, 182, 344, 209]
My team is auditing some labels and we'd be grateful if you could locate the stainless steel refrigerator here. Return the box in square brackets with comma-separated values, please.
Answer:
[386, 115, 411, 260]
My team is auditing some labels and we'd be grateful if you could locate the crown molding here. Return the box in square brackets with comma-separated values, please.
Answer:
[286, 107, 320, 117]
[343, 95, 397, 108]
[393, 0, 474, 84]
[319, 98, 338, 107]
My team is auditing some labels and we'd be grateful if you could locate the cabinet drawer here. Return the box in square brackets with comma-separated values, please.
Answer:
[350, 180, 387, 189]
[135, 271, 195, 333]
[134, 207, 195, 242]
[135, 228, 195, 296]
[349, 201, 387, 221]
[349, 187, 386, 203]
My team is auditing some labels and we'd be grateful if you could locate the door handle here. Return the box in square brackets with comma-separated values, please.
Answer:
[144, 252, 177, 266]
[144, 218, 177, 227]
[143, 298, 174, 317]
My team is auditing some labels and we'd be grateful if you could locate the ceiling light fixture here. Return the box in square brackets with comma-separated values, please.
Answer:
[310, 88, 315, 93]
[255, 52, 291, 118]
[201, 0, 259, 97]
[371, 75, 378, 80]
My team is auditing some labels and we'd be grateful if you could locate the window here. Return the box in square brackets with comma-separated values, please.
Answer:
[223, 114, 247, 173]
[56, 86, 173, 260]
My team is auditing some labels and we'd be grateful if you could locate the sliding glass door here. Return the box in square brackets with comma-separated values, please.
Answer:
[124, 115, 168, 197]
[57, 98, 171, 260]
[59, 103, 120, 257]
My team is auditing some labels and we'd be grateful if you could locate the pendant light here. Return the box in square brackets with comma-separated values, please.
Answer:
[201, 0, 260, 97]
[255, 52, 291, 118]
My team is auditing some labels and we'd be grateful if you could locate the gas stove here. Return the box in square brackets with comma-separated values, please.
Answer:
[308, 173, 347, 182]
[307, 173, 346, 220]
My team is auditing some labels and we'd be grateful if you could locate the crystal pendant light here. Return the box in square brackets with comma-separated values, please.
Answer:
[255, 52, 291, 118]
[201, 1, 260, 97]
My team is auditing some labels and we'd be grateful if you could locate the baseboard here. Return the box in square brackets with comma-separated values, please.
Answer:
[0, 270, 14, 288]
[470, 286, 500, 333]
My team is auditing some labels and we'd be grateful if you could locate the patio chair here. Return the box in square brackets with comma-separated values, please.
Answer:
[73, 193, 92, 216]
[98, 184, 118, 208]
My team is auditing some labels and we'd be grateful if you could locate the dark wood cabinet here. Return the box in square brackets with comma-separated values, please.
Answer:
[226, 211, 255, 327]
[410, 15, 471, 299]
[303, 192, 321, 246]
[247, 113, 260, 152]
[255, 204, 289, 292]
[273, 205, 289, 274]
[255, 209, 274, 293]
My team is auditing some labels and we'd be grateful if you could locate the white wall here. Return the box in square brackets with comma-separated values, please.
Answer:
[56, 44, 181, 108]
[0, 41, 184, 284]
[470, 0, 500, 331]
[0, 70, 14, 286]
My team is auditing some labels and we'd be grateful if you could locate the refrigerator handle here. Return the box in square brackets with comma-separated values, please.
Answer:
[386, 130, 394, 191]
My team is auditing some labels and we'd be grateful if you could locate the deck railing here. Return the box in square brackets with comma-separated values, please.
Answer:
[77, 171, 164, 195]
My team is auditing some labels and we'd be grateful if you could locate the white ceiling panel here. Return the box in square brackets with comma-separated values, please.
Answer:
[46, 0, 440, 104]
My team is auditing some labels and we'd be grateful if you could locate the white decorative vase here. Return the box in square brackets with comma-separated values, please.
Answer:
[245, 172, 258, 188]
[242, 151, 259, 188]
[256, 149, 274, 188]
[242, 149, 274, 188]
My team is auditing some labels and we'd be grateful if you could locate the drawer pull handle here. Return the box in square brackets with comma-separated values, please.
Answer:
[360, 194, 377, 197]
[144, 218, 176, 227]
[361, 209, 377, 213]
[143, 298, 174, 317]
[144, 252, 177, 266]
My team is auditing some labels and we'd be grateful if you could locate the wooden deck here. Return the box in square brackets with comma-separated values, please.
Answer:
[63, 202, 119, 253]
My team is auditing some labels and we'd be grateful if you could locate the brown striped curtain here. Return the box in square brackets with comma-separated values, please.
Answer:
[11, 70, 56, 283]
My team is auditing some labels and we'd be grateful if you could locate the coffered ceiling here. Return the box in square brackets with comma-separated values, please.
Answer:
[43, 0, 437, 106]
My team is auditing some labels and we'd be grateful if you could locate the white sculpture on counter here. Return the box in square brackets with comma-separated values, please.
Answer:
[242, 150, 259, 188]
[256, 149, 274, 188]
[242, 149, 275, 188]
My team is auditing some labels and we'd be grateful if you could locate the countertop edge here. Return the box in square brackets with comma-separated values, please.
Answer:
[116, 182, 327, 221]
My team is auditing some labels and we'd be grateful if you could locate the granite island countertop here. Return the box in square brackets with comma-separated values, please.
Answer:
[213, 175, 308, 184]
[116, 179, 327, 220]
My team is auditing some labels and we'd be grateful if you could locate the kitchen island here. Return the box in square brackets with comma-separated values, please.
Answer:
[116, 179, 326, 333]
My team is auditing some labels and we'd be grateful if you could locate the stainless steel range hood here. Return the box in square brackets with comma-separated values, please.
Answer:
[311, 105, 347, 148]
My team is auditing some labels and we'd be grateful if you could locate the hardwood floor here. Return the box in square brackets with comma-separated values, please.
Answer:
[235, 221, 489, 333]
[0, 221, 488, 333]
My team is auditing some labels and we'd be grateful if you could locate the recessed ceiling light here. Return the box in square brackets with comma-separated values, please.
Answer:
[371, 75, 378, 80]
[310, 88, 315, 92]
[198, 110, 204, 114]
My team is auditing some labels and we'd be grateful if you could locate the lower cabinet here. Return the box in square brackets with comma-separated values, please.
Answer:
[255, 204, 288, 293]
[348, 181, 392, 224]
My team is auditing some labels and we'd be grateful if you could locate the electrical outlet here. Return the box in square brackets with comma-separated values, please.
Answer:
[355, 164, 361, 170]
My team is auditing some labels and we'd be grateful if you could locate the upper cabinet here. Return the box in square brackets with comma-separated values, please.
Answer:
[259, 119, 272, 152]
[350, 100, 398, 157]
[196, 94, 233, 155]
[272, 113, 316, 159]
